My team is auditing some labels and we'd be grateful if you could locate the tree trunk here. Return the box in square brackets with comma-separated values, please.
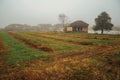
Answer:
[101, 29, 104, 34]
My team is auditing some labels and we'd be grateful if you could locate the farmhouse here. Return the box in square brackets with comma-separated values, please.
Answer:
[66, 20, 89, 32]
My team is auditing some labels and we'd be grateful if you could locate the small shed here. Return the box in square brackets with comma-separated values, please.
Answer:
[66, 20, 89, 32]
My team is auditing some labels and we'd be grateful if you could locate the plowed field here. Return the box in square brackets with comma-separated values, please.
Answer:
[0, 31, 120, 80]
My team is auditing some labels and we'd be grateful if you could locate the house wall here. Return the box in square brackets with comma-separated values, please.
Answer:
[67, 27, 72, 31]
[72, 26, 88, 32]
[82, 27, 88, 32]
[66, 26, 88, 32]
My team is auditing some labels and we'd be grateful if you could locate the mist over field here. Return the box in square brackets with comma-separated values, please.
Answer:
[0, 0, 120, 29]
[0, 0, 120, 80]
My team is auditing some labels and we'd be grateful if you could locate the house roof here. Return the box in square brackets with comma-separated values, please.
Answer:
[70, 20, 89, 27]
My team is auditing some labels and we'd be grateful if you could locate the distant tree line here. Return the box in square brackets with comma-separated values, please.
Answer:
[2, 12, 117, 34]
[4, 23, 68, 32]
[3, 14, 70, 32]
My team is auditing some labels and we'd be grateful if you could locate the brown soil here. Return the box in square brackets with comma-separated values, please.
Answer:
[0, 36, 9, 77]
[0, 37, 6, 53]
[0, 37, 120, 80]
[54, 41, 120, 60]
[28, 33, 93, 45]
[8, 32, 54, 52]
[1, 41, 120, 80]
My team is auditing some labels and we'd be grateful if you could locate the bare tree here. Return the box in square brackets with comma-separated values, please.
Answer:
[58, 14, 67, 27]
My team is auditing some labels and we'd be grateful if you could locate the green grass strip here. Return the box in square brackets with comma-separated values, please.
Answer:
[0, 32, 47, 65]
[15, 32, 84, 54]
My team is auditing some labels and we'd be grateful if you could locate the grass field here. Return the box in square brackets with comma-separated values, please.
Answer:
[0, 31, 120, 80]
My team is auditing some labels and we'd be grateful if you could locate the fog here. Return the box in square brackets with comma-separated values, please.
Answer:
[0, 0, 120, 28]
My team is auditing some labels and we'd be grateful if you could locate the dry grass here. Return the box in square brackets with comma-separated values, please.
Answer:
[0, 32, 120, 80]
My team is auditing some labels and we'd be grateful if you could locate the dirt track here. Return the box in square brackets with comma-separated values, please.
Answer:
[8, 32, 54, 52]
[0, 37, 6, 53]
[27, 33, 93, 45]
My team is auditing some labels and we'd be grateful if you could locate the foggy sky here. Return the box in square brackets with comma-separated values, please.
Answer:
[0, 0, 120, 28]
